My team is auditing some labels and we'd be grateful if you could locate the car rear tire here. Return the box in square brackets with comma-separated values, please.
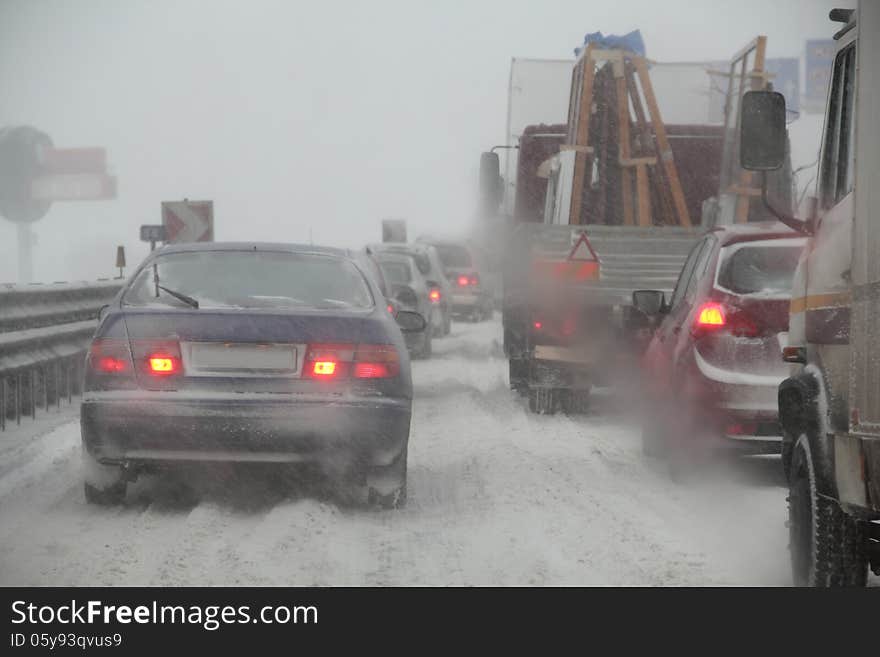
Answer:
[364, 447, 408, 510]
[443, 311, 452, 336]
[788, 434, 868, 587]
[84, 480, 126, 506]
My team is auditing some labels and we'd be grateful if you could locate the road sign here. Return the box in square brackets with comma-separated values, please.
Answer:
[40, 147, 106, 174]
[140, 224, 167, 242]
[382, 219, 406, 243]
[30, 173, 116, 201]
[161, 200, 214, 243]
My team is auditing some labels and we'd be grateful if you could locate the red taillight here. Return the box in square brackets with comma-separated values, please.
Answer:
[89, 339, 132, 374]
[533, 321, 543, 330]
[387, 304, 395, 315]
[429, 288, 441, 303]
[303, 344, 399, 380]
[457, 275, 469, 287]
[468, 274, 479, 287]
[148, 356, 179, 375]
[353, 362, 392, 378]
[693, 301, 761, 338]
[129, 339, 183, 380]
[97, 356, 128, 373]
[311, 361, 337, 377]
[696, 303, 726, 327]
[354, 344, 400, 378]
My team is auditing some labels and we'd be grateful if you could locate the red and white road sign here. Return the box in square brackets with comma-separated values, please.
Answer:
[161, 200, 214, 243]
[30, 173, 117, 201]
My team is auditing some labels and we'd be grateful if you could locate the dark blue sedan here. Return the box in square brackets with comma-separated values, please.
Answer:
[81, 243, 425, 509]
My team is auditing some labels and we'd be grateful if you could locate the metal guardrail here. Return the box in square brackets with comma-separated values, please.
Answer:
[0, 280, 122, 430]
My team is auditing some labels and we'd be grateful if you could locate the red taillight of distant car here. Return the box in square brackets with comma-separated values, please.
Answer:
[533, 320, 543, 330]
[468, 274, 479, 286]
[457, 275, 469, 287]
[387, 303, 395, 315]
[429, 288, 441, 303]
[304, 343, 399, 380]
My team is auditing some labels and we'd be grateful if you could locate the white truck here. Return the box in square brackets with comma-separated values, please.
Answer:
[740, 3, 879, 585]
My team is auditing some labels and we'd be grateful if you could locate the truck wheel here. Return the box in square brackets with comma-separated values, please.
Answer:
[781, 434, 794, 482]
[528, 387, 557, 415]
[788, 434, 868, 586]
[509, 358, 528, 394]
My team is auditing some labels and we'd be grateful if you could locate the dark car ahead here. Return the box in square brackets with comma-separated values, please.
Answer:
[633, 223, 806, 465]
[81, 243, 425, 509]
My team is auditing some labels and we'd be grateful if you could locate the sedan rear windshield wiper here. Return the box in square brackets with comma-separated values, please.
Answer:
[156, 284, 200, 309]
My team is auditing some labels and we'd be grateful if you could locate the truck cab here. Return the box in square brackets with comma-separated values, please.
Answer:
[741, 2, 880, 586]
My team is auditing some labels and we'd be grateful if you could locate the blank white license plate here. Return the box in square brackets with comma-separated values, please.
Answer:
[184, 343, 300, 376]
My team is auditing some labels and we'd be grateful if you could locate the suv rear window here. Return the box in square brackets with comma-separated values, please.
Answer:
[434, 244, 472, 269]
[379, 260, 412, 284]
[716, 240, 804, 296]
[125, 251, 373, 309]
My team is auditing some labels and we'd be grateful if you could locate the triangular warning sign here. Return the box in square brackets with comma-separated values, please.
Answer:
[568, 231, 599, 262]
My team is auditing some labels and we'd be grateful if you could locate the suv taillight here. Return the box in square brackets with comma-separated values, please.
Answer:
[692, 302, 760, 339]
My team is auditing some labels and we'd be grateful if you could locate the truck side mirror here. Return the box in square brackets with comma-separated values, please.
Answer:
[740, 91, 787, 171]
[479, 151, 503, 208]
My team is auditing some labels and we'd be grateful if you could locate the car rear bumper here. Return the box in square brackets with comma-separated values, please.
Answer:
[683, 349, 785, 451]
[81, 392, 411, 469]
[451, 293, 486, 311]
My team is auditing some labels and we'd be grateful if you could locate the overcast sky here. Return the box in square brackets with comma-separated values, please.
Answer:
[0, 0, 853, 283]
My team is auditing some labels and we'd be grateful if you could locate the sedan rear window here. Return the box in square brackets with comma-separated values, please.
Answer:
[434, 244, 472, 269]
[716, 240, 804, 296]
[124, 251, 373, 309]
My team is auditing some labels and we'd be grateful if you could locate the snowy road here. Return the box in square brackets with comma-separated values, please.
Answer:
[0, 316, 853, 586]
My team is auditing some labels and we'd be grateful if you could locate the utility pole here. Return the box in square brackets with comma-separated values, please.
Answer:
[16, 224, 34, 283]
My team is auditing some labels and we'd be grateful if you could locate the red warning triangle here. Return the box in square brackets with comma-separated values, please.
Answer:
[568, 231, 599, 262]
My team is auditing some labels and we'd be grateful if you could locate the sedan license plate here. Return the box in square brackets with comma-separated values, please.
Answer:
[183, 342, 301, 377]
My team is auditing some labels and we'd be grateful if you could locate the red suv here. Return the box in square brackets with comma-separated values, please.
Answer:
[633, 223, 806, 464]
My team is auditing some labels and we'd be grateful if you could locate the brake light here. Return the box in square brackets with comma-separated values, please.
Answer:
[312, 361, 337, 377]
[693, 302, 760, 338]
[89, 339, 133, 374]
[533, 321, 543, 330]
[696, 303, 726, 327]
[429, 288, 441, 303]
[148, 356, 179, 375]
[468, 274, 479, 287]
[457, 275, 469, 287]
[387, 304, 395, 315]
